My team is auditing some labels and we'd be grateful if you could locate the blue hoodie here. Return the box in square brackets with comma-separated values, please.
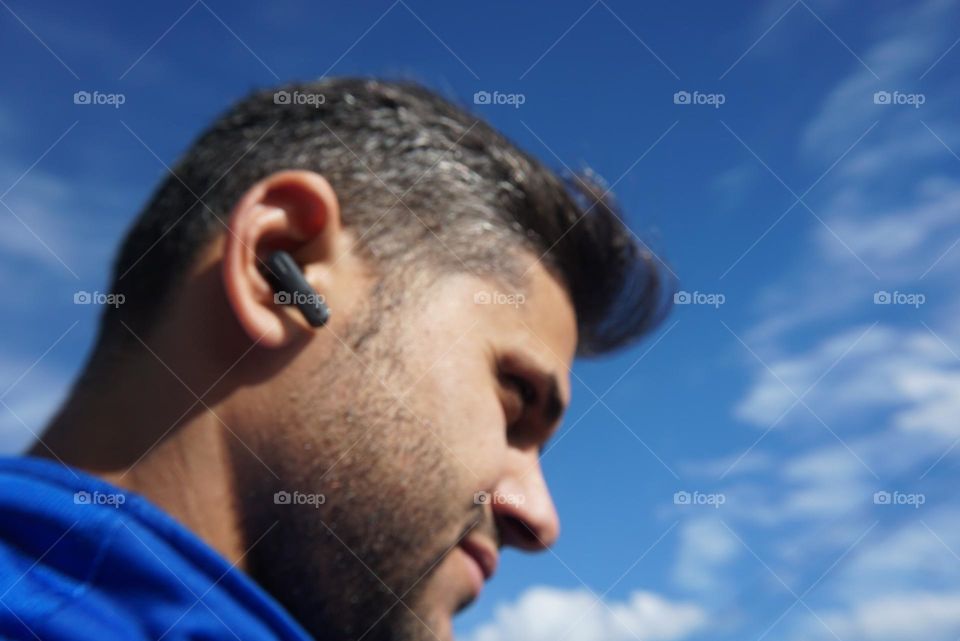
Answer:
[0, 456, 315, 640]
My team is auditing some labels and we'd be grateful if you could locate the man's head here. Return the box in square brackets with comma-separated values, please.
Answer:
[69, 78, 670, 641]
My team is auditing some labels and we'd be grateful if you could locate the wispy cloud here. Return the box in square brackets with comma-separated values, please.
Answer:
[466, 586, 707, 641]
[817, 592, 960, 641]
[680, 2, 960, 637]
[672, 518, 740, 593]
[736, 324, 960, 439]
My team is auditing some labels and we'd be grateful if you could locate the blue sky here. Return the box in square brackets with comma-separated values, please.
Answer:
[2, 1, 960, 640]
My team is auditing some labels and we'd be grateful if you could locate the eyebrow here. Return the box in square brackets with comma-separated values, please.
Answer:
[542, 372, 567, 426]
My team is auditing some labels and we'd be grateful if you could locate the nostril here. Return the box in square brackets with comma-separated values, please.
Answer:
[501, 514, 542, 549]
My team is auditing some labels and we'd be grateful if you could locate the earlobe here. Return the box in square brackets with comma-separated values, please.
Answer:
[220, 170, 341, 348]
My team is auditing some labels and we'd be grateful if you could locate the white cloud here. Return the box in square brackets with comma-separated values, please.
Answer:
[672, 518, 740, 593]
[830, 507, 960, 595]
[721, 7, 960, 584]
[465, 587, 707, 641]
[735, 324, 960, 440]
[893, 366, 960, 437]
[815, 177, 960, 279]
[801, 0, 955, 159]
[0, 168, 77, 272]
[780, 507, 960, 640]
[711, 162, 761, 212]
[0, 112, 133, 285]
[777, 446, 870, 517]
[687, 2, 960, 637]
[736, 0, 960, 348]
[708, 444, 874, 530]
[817, 592, 960, 641]
[802, 32, 931, 157]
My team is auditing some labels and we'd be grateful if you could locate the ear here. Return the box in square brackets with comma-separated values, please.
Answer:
[222, 170, 342, 348]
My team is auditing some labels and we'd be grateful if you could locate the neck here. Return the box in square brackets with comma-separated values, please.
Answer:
[32, 338, 249, 570]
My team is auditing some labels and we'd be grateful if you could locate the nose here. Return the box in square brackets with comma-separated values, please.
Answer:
[491, 452, 560, 551]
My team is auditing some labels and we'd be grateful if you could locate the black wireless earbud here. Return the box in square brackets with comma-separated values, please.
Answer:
[261, 250, 331, 327]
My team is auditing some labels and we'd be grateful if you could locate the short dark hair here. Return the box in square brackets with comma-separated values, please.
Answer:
[101, 77, 672, 356]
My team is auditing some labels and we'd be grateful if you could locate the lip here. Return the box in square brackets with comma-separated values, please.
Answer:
[459, 536, 499, 584]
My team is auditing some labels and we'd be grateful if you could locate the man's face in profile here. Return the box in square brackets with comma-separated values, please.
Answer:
[30, 79, 664, 641]
[236, 260, 575, 641]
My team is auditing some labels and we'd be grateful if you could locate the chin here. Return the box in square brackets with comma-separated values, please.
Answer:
[427, 614, 455, 641]
[399, 549, 481, 641]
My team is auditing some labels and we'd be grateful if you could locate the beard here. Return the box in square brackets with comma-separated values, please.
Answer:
[229, 286, 485, 641]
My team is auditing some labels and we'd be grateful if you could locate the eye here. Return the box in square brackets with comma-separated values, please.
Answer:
[502, 373, 538, 413]
[498, 376, 526, 428]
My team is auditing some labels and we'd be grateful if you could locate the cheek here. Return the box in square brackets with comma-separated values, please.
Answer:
[411, 361, 507, 483]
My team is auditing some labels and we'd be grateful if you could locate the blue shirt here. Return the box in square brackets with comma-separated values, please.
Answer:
[0, 456, 315, 640]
